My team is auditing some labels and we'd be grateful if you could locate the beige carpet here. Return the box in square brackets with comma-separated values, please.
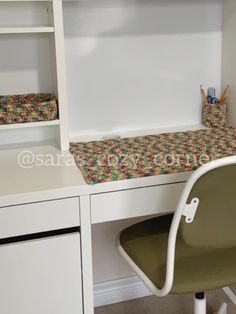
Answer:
[95, 286, 236, 314]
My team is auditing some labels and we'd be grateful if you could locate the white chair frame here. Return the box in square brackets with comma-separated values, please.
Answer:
[117, 156, 236, 314]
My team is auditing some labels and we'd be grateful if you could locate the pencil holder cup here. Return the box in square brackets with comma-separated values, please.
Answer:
[0, 93, 58, 125]
[202, 102, 228, 129]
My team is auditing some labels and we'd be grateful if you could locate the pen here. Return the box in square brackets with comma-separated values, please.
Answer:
[219, 85, 230, 105]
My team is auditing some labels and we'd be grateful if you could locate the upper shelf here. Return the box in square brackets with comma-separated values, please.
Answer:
[0, 120, 60, 130]
[0, 26, 55, 34]
[0, 0, 60, 2]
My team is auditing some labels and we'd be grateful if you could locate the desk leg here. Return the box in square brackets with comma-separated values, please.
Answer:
[80, 195, 94, 314]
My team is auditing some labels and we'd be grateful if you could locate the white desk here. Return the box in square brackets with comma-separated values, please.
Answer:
[0, 141, 191, 314]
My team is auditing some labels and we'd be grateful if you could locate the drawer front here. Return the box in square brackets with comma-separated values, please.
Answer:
[91, 183, 186, 223]
[0, 233, 83, 314]
[0, 197, 80, 239]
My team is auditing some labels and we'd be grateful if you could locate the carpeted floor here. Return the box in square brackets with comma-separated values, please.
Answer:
[95, 286, 236, 314]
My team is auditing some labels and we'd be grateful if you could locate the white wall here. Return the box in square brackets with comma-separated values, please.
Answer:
[222, 0, 236, 127]
[64, 0, 222, 140]
[92, 218, 141, 283]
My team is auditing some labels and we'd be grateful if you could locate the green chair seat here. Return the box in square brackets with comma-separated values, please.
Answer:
[120, 214, 236, 294]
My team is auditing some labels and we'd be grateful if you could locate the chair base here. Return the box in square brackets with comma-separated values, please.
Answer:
[194, 293, 227, 314]
[214, 303, 227, 314]
[223, 287, 236, 306]
[194, 293, 206, 314]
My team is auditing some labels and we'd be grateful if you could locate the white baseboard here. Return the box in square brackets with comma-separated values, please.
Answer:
[94, 276, 152, 308]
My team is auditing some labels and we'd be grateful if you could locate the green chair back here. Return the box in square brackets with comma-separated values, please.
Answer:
[180, 164, 236, 249]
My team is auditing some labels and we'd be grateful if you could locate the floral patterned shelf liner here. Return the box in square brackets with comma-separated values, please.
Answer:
[0, 93, 58, 124]
[70, 127, 236, 185]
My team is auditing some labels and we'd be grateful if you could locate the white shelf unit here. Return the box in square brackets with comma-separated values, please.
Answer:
[0, 0, 69, 150]
[0, 26, 55, 34]
[0, 119, 60, 130]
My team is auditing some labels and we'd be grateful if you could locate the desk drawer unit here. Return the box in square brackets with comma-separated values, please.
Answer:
[91, 182, 186, 223]
[0, 197, 80, 239]
[0, 197, 82, 314]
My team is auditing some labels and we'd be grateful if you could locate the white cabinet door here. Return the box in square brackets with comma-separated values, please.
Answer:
[0, 233, 83, 314]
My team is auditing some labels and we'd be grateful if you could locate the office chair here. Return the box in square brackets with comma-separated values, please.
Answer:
[117, 156, 236, 314]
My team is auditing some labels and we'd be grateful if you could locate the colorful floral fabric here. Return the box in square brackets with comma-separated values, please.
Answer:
[70, 127, 236, 185]
[0, 93, 58, 124]
[202, 102, 227, 129]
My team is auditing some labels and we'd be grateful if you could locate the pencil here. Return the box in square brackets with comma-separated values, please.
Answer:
[219, 85, 230, 104]
[200, 85, 208, 104]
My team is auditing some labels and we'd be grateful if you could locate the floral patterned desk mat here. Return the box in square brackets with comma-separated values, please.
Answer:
[70, 127, 236, 185]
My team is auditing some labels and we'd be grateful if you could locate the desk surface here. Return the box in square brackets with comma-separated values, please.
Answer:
[0, 142, 85, 206]
[0, 123, 207, 206]
[0, 141, 191, 207]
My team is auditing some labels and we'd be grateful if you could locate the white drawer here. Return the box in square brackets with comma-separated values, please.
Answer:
[0, 197, 80, 239]
[0, 233, 83, 314]
[91, 183, 186, 223]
